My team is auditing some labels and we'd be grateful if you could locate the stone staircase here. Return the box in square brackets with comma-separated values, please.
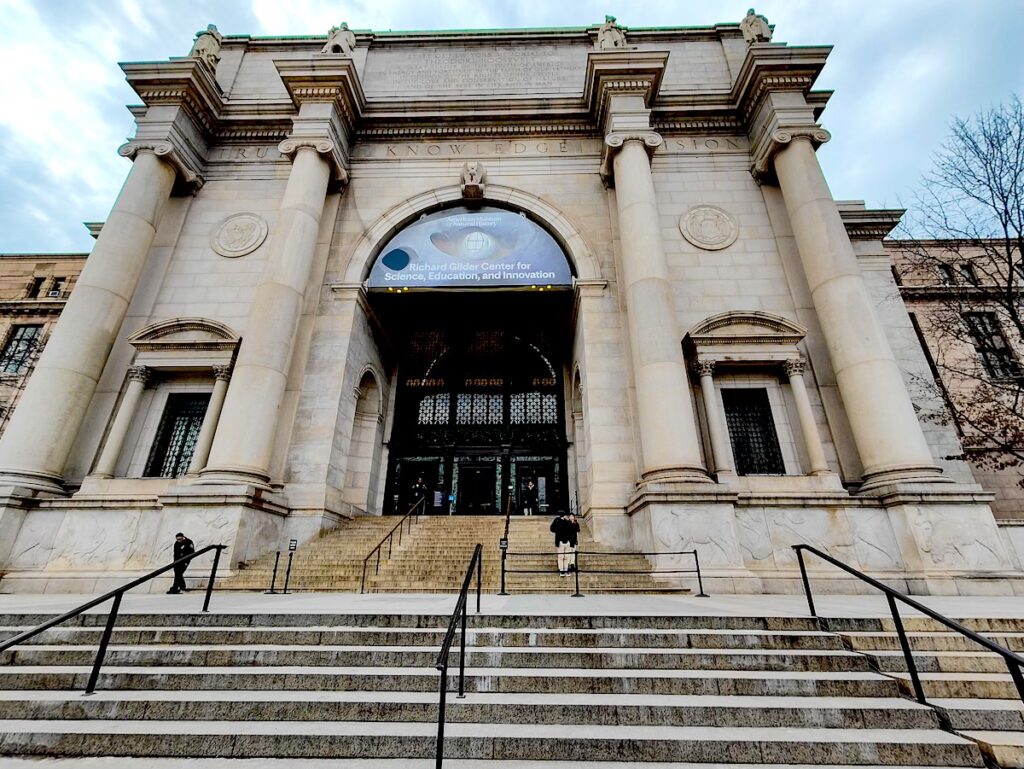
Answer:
[219, 515, 686, 594]
[0, 606, 1021, 765]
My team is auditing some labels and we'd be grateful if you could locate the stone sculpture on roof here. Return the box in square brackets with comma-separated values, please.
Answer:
[740, 8, 772, 44]
[322, 22, 357, 56]
[189, 24, 223, 70]
[596, 15, 628, 50]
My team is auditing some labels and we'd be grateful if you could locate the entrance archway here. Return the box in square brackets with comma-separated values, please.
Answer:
[362, 203, 579, 516]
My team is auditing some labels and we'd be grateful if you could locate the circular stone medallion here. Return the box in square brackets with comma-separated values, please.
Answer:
[679, 205, 738, 251]
[211, 213, 268, 258]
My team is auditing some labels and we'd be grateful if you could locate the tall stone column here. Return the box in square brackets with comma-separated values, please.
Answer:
[783, 357, 830, 475]
[201, 57, 363, 487]
[187, 365, 232, 475]
[93, 366, 151, 479]
[610, 135, 708, 482]
[772, 135, 941, 485]
[694, 361, 734, 477]
[0, 151, 176, 491]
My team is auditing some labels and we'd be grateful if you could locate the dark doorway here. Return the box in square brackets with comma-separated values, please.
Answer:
[457, 463, 498, 514]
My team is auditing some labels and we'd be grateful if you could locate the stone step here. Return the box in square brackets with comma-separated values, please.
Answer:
[889, 671, 1022, 700]
[957, 729, 1024, 768]
[0, 691, 941, 730]
[0, 720, 985, 764]
[0, 644, 872, 672]
[0, 761, 988, 769]
[0, 666, 904, 697]
[870, 649, 1011, 674]
[838, 631, 1024, 653]
[931, 698, 1024, 731]
[0, 626, 845, 650]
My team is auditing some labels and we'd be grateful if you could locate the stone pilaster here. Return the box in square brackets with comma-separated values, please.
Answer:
[200, 57, 364, 486]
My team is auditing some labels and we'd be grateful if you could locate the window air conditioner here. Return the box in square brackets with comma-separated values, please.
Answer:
[47, 290, 61, 297]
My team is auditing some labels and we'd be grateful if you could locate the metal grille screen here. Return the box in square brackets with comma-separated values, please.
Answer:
[144, 393, 210, 478]
[721, 388, 785, 475]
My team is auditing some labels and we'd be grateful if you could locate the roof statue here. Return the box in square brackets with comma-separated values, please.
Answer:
[595, 15, 628, 50]
[189, 24, 223, 70]
[740, 8, 773, 44]
[322, 22, 357, 56]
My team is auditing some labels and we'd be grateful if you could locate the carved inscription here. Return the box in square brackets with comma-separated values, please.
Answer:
[354, 136, 747, 160]
[209, 146, 283, 162]
[365, 47, 582, 93]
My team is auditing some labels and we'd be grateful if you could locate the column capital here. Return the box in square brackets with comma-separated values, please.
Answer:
[275, 57, 367, 187]
[120, 58, 225, 191]
[783, 356, 806, 377]
[126, 365, 151, 386]
[211, 364, 232, 382]
[750, 126, 831, 183]
[600, 131, 662, 185]
[692, 359, 716, 378]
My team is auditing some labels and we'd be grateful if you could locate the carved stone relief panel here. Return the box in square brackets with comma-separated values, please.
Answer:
[679, 205, 738, 251]
[211, 213, 269, 258]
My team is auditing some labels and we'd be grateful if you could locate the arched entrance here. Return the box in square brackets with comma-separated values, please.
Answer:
[365, 204, 577, 516]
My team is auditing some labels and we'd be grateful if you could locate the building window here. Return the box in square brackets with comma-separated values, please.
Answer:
[963, 312, 1020, 379]
[0, 325, 42, 374]
[936, 264, 956, 285]
[144, 393, 210, 477]
[48, 277, 66, 297]
[721, 388, 786, 475]
[26, 277, 45, 298]
[957, 264, 979, 285]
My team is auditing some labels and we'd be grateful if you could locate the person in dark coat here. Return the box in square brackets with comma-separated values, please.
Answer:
[168, 532, 195, 594]
[521, 479, 538, 516]
[410, 476, 429, 511]
[549, 512, 580, 576]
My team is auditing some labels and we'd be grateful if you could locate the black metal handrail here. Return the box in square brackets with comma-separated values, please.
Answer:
[793, 543, 1024, 705]
[434, 543, 483, 769]
[0, 543, 227, 694]
[500, 548, 708, 597]
[360, 497, 426, 593]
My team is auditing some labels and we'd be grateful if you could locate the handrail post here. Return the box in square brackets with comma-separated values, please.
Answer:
[692, 549, 709, 597]
[476, 548, 482, 613]
[282, 551, 294, 595]
[498, 543, 508, 596]
[457, 598, 468, 698]
[794, 546, 817, 617]
[264, 551, 281, 594]
[84, 591, 122, 695]
[887, 593, 927, 705]
[1006, 658, 1024, 704]
[202, 545, 223, 613]
[435, 661, 448, 769]
[572, 548, 583, 598]
[360, 559, 369, 594]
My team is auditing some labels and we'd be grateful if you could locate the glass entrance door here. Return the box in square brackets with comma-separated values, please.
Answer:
[514, 459, 556, 516]
[457, 463, 498, 514]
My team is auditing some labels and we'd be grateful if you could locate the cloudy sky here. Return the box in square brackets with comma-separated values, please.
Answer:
[1, 0, 1021, 253]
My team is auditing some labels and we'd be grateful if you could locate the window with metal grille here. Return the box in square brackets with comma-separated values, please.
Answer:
[936, 264, 956, 285]
[456, 393, 502, 424]
[0, 325, 42, 374]
[957, 264, 979, 285]
[721, 388, 786, 475]
[510, 392, 558, 424]
[144, 393, 210, 477]
[963, 312, 1020, 379]
[417, 393, 450, 425]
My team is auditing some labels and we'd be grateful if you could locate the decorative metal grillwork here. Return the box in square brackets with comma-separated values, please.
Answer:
[144, 393, 210, 478]
[510, 392, 558, 424]
[417, 393, 450, 425]
[721, 388, 785, 476]
[964, 312, 1020, 379]
[456, 393, 502, 425]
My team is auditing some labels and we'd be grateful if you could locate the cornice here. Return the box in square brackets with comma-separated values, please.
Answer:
[730, 45, 830, 124]
[583, 49, 669, 132]
[839, 206, 905, 241]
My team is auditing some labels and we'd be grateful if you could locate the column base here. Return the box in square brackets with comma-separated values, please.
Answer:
[639, 465, 713, 485]
[0, 470, 66, 495]
[858, 464, 952, 492]
[195, 465, 272, 489]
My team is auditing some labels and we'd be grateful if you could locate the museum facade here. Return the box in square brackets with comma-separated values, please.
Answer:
[0, 14, 1022, 593]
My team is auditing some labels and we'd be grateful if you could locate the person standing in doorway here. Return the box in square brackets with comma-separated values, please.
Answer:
[410, 476, 429, 513]
[550, 511, 580, 577]
[168, 532, 195, 594]
[522, 478, 538, 516]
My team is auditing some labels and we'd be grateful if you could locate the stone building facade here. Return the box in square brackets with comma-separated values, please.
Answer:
[0, 253, 85, 435]
[1, 15, 1022, 593]
[890, 238, 1024, 523]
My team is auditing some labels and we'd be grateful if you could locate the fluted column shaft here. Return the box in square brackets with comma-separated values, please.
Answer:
[93, 366, 150, 478]
[695, 361, 733, 476]
[0, 151, 176, 490]
[187, 365, 232, 475]
[784, 358, 830, 475]
[201, 146, 332, 485]
[773, 137, 938, 483]
[612, 138, 707, 481]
